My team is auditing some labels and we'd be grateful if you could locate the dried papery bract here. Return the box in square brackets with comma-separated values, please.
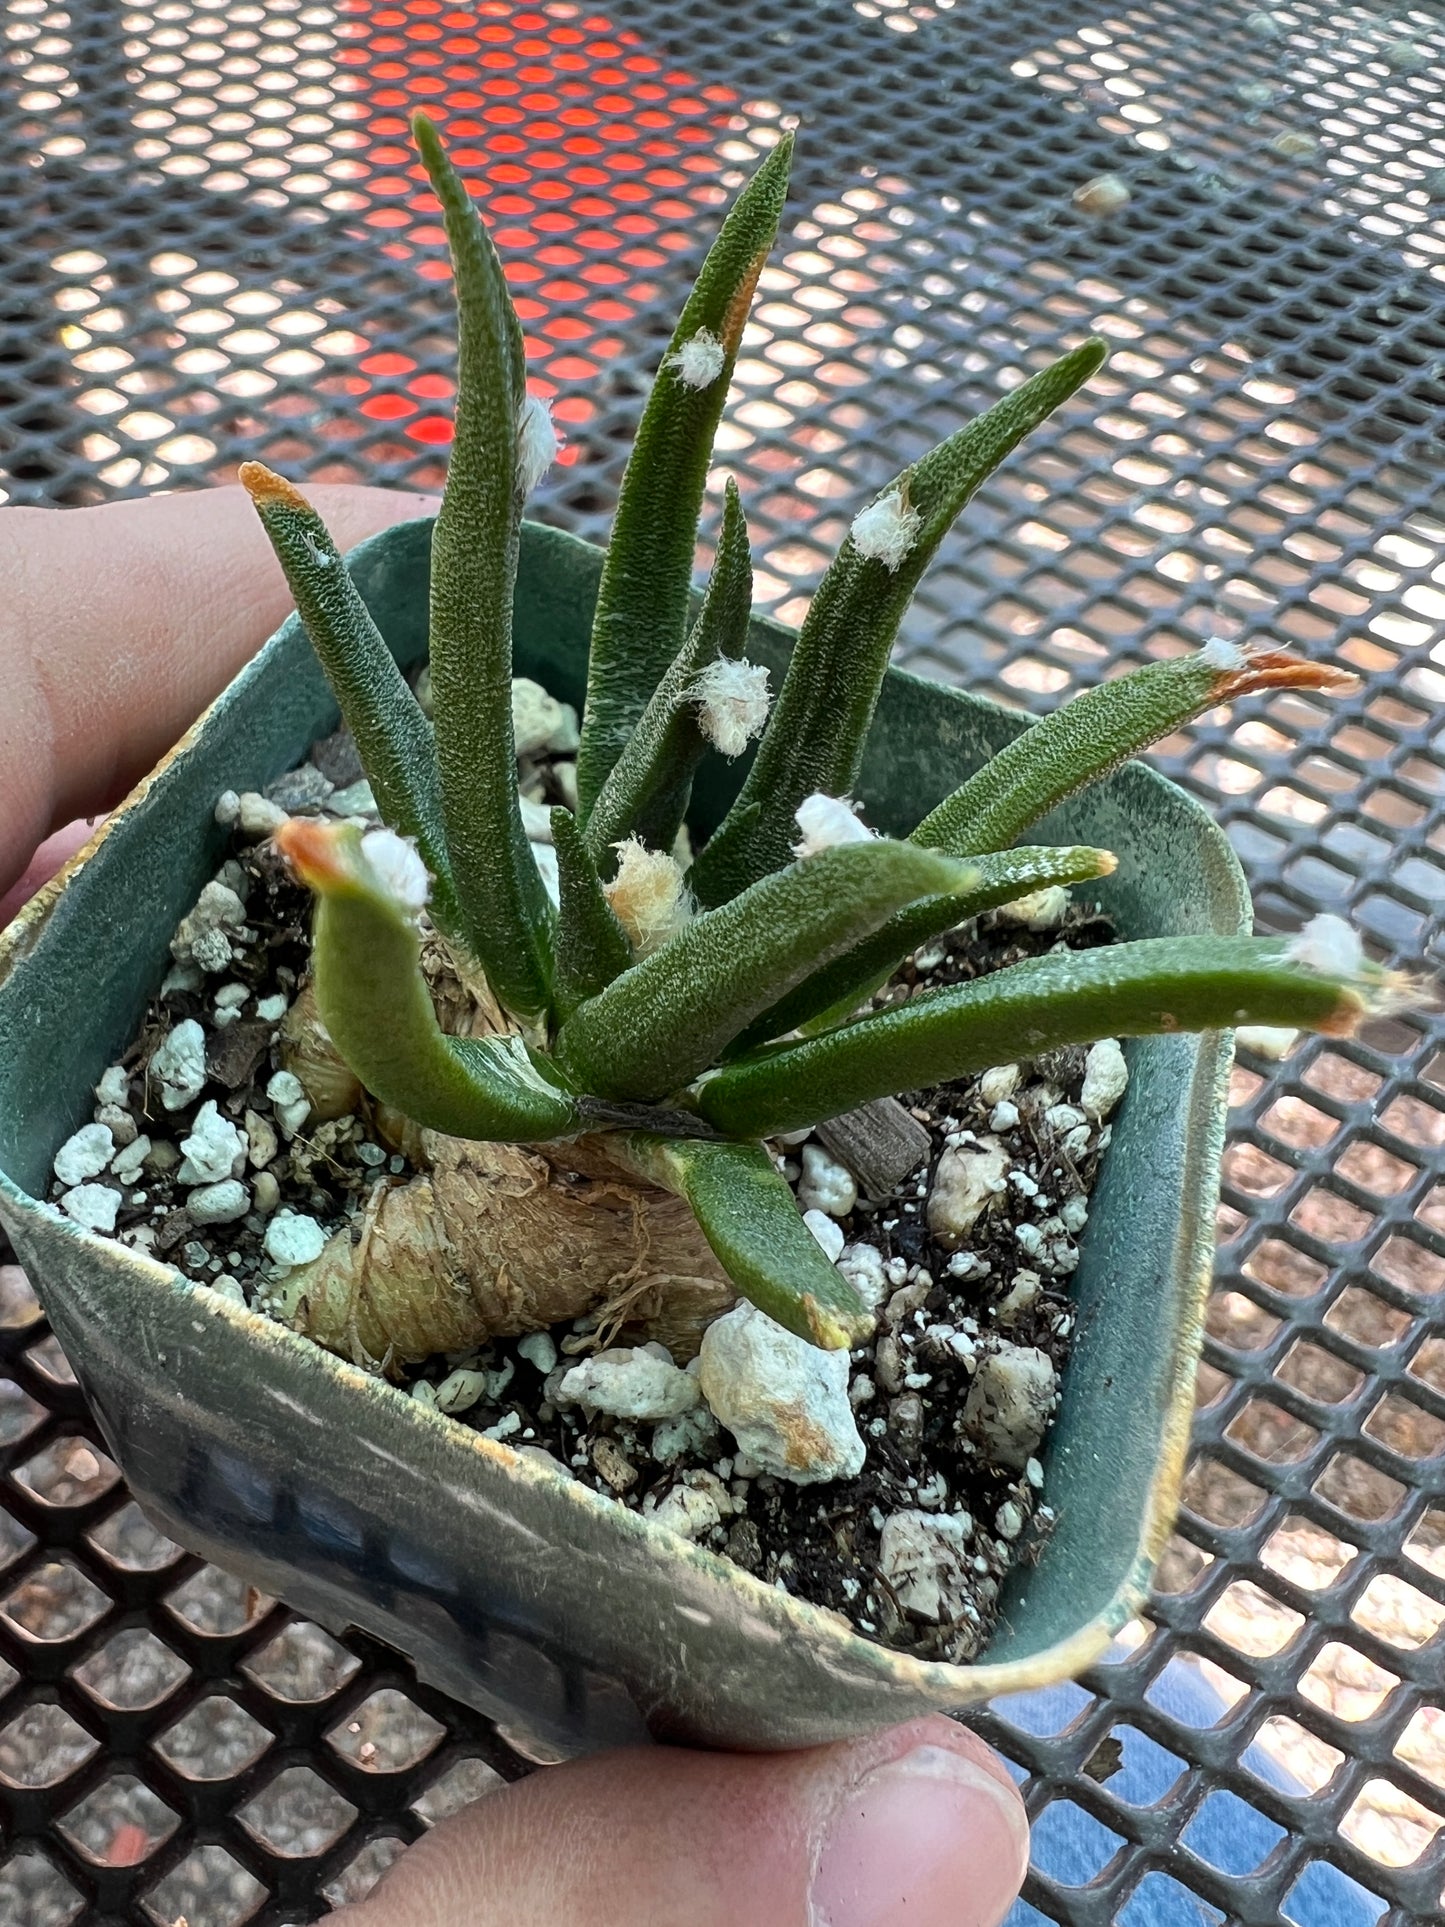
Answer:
[248, 118, 1399, 1375]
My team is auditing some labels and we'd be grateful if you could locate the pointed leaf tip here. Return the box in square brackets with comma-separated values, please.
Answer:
[274, 815, 350, 889]
[615, 1133, 872, 1352]
[690, 335, 1109, 903]
[576, 139, 793, 815]
[1205, 642, 1358, 700]
[238, 461, 308, 513]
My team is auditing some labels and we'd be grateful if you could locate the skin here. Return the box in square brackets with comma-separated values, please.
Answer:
[0, 486, 1031, 1926]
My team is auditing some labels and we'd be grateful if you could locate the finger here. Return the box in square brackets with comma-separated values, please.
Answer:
[0, 817, 98, 926]
[0, 482, 437, 897]
[337, 1715, 1028, 1927]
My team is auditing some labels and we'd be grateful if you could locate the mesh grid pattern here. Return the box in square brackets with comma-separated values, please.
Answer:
[1, 0, 1443, 1919]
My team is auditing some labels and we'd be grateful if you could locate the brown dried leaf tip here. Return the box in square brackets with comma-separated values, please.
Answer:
[1204, 637, 1359, 700]
[238, 459, 311, 514]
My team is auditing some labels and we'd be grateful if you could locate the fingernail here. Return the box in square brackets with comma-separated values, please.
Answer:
[810, 1742, 1030, 1927]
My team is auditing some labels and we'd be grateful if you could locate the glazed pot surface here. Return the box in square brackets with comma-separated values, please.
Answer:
[0, 517, 1247, 1755]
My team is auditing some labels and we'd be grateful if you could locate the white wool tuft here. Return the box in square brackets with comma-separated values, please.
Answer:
[516, 394, 560, 495]
[361, 829, 430, 911]
[1201, 636, 1247, 670]
[1286, 913, 1364, 978]
[667, 328, 726, 390]
[605, 838, 693, 956]
[850, 488, 922, 572]
[792, 793, 874, 858]
[691, 657, 772, 758]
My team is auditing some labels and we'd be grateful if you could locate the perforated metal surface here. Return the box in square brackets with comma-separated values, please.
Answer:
[0, 1, 1442, 1921]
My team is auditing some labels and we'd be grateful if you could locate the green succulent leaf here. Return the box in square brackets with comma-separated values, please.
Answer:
[731, 843, 1117, 1051]
[414, 111, 554, 1023]
[914, 642, 1355, 858]
[615, 1135, 873, 1350]
[554, 839, 975, 1101]
[698, 929, 1400, 1139]
[584, 477, 755, 861]
[278, 818, 580, 1141]
[238, 464, 458, 939]
[550, 807, 633, 1022]
[688, 339, 1107, 907]
[575, 135, 794, 818]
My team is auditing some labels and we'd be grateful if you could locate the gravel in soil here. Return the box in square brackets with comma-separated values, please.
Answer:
[55, 705, 1129, 1668]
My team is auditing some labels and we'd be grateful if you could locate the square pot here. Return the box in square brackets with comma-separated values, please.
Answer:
[0, 517, 1248, 1756]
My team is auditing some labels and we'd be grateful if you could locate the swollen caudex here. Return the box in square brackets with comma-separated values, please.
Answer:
[264, 1131, 734, 1368]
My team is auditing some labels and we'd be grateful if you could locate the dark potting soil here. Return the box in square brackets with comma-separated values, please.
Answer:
[53, 721, 1123, 1667]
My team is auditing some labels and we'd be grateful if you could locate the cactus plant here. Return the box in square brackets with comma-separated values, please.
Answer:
[242, 116, 1403, 1370]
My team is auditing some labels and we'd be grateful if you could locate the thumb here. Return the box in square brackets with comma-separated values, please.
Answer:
[0, 816, 96, 926]
[0, 482, 437, 901]
[337, 1715, 1028, 1927]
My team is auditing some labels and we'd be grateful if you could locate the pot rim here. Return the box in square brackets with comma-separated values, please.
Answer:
[0, 512, 1247, 1710]
[0, 1185, 1218, 1704]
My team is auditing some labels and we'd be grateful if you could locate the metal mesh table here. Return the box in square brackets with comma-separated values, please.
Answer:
[1, 1, 1442, 1920]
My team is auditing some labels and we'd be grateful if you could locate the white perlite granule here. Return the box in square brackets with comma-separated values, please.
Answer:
[1080, 1039, 1128, 1121]
[797, 1143, 858, 1220]
[802, 1208, 845, 1262]
[265, 1070, 310, 1140]
[517, 1329, 558, 1375]
[53, 1123, 114, 1189]
[557, 1344, 700, 1422]
[878, 1510, 973, 1622]
[60, 1184, 120, 1234]
[698, 1302, 865, 1486]
[264, 1211, 328, 1268]
[150, 1020, 208, 1111]
[177, 1102, 247, 1187]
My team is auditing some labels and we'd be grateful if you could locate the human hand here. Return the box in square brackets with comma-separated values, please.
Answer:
[0, 483, 438, 921]
[335, 1714, 1028, 1927]
[0, 485, 1031, 1925]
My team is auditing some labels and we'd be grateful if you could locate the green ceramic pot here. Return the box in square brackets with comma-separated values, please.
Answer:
[0, 518, 1247, 1757]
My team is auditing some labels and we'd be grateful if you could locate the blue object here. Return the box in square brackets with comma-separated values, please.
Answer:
[999, 1663, 1384, 1925]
